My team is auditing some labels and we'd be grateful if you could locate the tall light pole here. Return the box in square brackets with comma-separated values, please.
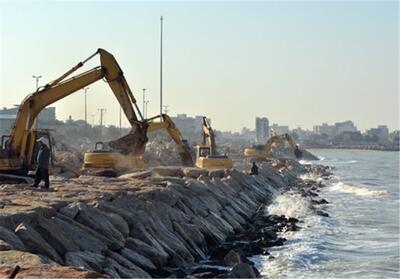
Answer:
[145, 100, 150, 118]
[32, 75, 42, 91]
[82, 87, 90, 135]
[98, 108, 106, 128]
[142, 88, 146, 117]
[160, 16, 164, 120]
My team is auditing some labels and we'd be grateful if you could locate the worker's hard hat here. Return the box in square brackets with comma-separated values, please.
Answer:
[36, 137, 48, 146]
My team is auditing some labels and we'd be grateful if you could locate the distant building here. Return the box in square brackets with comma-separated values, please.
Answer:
[313, 123, 336, 139]
[291, 127, 313, 141]
[0, 106, 56, 136]
[390, 130, 399, 143]
[271, 123, 289, 135]
[335, 120, 357, 134]
[255, 117, 269, 143]
[171, 114, 210, 139]
[367, 125, 389, 142]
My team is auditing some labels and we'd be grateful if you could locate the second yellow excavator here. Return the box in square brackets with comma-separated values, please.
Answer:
[244, 131, 303, 159]
[195, 117, 233, 169]
[84, 114, 195, 169]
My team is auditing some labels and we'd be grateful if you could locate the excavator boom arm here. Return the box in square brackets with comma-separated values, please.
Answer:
[201, 117, 217, 155]
[147, 114, 194, 167]
[8, 49, 147, 160]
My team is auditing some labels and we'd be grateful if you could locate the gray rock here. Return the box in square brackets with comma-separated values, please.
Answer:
[61, 202, 125, 250]
[231, 263, 256, 278]
[104, 256, 151, 278]
[224, 250, 242, 267]
[0, 239, 12, 251]
[120, 247, 157, 271]
[15, 223, 63, 264]
[36, 216, 80, 255]
[125, 237, 168, 268]
[65, 251, 105, 274]
[51, 215, 107, 253]
[0, 226, 25, 251]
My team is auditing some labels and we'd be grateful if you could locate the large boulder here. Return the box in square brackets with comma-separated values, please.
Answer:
[15, 223, 62, 264]
[152, 166, 184, 177]
[59, 203, 125, 250]
[125, 237, 168, 268]
[36, 217, 80, 255]
[104, 257, 151, 278]
[64, 251, 105, 274]
[50, 216, 107, 253]
[223, 250, 242, 267]
[230, 263, 256, 278]
[0, 226, 25, 251]
[119, 248, 157, 271]
[182, 167, 208, 179]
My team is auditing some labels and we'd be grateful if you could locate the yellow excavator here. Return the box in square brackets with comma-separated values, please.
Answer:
[244, 131, 302, 159]
[0, 48, 148, 178]
[195, 117, 233, 169]
[84, 113, 194, 169]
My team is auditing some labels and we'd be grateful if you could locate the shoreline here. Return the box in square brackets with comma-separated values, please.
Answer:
[306, 146, 399, 152]
[0, 159, 331, 278]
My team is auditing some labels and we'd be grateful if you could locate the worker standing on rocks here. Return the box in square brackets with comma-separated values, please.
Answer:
[31, 137, 50, 189]
[250, 161, 259, 175]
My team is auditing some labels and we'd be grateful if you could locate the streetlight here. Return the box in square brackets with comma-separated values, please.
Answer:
[32, 75, 42, 91]
[82, 87, 90, 136]
[142, 88, 146, 117]
[145, 101, 150, 118]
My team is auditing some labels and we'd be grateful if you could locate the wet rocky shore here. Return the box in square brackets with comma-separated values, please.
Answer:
[0, 159, 331, 278]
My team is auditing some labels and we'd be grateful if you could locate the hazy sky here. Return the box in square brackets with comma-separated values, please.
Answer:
[0, 1, 398, 132]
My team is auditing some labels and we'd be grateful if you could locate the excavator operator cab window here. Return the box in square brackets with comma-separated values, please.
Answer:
[1, 135, 11, 150]
[199, 147, 211, 158]
[93, 142, 112, 153]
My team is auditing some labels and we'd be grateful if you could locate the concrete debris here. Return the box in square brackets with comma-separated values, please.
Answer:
[143, 140, 184, 166]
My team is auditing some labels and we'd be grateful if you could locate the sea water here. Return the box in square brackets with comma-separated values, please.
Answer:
[251, 149, 399, 279]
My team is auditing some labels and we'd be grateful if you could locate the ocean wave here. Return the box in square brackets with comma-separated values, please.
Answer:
[329, 182, 387, 197]
[266, 192, 312, 219]
[300, 173, 323, 182]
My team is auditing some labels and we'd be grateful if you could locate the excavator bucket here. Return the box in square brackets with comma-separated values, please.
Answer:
[179, 141, 195, 167]
[108, 125, 148, 156]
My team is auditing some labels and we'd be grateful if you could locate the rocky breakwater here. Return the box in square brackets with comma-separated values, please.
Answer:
[0, 159, 310, 278]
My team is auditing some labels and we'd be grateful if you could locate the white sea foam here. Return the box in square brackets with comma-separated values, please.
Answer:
[329, 181, 387, 197]
[300, 173, 323, 182]
[266, 192, 312, 219]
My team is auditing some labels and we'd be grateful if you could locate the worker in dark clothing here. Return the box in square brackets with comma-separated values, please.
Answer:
[250, 161, 259, 175]
[31, 137, 50, 189]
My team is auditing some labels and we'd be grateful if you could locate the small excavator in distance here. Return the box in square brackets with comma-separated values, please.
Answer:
[195, 117, 233, 169]
[244, 131, 303, 159]
[0, 48, 148, 178]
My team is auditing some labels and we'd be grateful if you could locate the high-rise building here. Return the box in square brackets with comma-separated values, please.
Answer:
[271, 123, 289, 135]
[255, 117, 269, 143]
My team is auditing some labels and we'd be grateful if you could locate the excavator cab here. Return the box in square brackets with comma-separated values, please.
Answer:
[0, 129, 53, 175]
[83, 141, 146, 170]
[195, 145, 233, 169]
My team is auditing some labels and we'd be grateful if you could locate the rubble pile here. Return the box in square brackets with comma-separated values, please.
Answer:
[0, 159, 316, 278]
[143, 140, 183, 166]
